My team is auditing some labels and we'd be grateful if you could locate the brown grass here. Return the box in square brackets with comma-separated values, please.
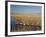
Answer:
[11, 15, 42, 26]
[11, 15, 42, 31]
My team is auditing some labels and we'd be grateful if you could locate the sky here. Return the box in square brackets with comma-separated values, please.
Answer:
[10, 5, 42, 15]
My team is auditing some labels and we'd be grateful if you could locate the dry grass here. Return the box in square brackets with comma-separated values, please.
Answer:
[11, 15, 42, 26]
[11, 15, 42, 31]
